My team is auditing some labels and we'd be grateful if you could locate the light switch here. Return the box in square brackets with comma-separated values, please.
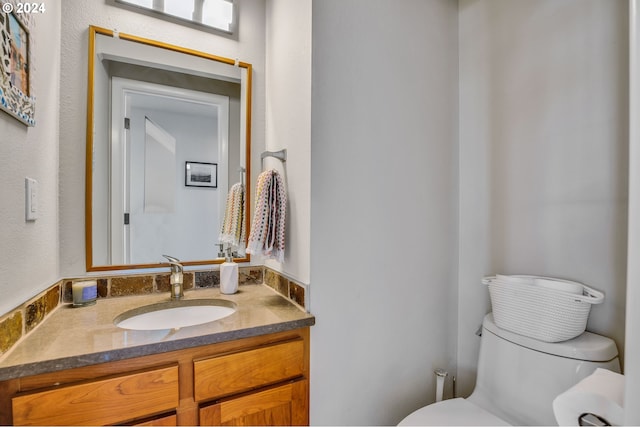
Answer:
[25, 177, 38, 221]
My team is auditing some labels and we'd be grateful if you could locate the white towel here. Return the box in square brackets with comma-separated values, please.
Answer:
[246, 170, 287, 262]
[219, 183, 245, 248]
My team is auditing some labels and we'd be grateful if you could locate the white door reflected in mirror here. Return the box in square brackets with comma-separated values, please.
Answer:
[107, 78, 229, 265]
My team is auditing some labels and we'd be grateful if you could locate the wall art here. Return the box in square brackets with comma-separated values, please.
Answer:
[0, 5, 35, 126]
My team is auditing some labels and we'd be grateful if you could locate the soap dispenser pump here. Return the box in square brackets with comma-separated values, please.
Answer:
[220, 247, 238, 294]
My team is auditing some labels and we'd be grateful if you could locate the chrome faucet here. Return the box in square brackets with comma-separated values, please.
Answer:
[163, 255, 184, 300]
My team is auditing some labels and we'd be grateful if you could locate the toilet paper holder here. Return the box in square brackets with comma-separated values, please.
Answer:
[579, 413, 611, 426]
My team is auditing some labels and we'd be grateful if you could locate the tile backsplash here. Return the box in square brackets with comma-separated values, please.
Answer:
[264, 268, 307, 308]
[0, 265, 307, 358]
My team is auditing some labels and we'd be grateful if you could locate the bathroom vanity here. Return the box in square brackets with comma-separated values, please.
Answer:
[0, 285, 314, 426]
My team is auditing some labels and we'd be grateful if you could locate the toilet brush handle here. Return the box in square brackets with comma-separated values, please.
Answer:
[434, 369, 448, 402]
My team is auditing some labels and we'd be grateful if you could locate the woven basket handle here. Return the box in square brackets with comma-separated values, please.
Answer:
[577, 287, 605, 304]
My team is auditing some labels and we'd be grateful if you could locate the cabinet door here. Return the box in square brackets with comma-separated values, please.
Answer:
[200, 379, 308, 426]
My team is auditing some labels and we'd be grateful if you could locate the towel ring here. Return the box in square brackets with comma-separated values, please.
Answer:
[261, 149, 287, 169]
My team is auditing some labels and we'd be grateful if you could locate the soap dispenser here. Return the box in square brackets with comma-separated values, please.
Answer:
[220, 248, 238, 294]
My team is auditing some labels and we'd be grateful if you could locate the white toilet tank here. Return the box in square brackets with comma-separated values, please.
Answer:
[468, 314, 620, 426]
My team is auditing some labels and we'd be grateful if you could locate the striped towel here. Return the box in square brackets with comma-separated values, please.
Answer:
[246, 170, 287, 262]
[219, 183, 245, 248]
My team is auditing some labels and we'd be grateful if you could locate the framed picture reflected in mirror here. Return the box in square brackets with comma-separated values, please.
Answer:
[185, 161, 218, 188]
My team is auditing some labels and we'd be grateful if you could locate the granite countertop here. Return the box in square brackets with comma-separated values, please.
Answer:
[0, 284, 315, 382]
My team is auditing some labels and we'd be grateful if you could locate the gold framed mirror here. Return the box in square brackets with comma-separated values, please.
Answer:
[85, 26, 251, 271]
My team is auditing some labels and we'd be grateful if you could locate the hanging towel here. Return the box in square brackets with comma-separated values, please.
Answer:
[219, 183, 245, 247]
[247, 169, 287, 262]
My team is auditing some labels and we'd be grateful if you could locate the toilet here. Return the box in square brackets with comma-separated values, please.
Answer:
[399, 313, 620, 426]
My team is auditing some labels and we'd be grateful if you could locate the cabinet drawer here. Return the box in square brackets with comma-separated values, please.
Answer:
[194, 338, 304, 402]
[12, 365, 179, 426]
[133, 412, 178, 426]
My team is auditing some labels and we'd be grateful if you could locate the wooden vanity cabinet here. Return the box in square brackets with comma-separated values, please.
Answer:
[0, 328, 310, 426]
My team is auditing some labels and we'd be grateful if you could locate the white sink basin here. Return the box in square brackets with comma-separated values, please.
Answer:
[114, 299, 236, 330]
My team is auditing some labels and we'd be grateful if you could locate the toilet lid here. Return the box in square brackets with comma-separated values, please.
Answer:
[398, 398, 510, 426]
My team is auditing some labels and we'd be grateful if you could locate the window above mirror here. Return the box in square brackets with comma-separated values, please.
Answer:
[111, 0, 235, 35]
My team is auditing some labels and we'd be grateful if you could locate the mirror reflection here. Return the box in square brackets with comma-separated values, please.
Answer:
[86, 26, 251, 271]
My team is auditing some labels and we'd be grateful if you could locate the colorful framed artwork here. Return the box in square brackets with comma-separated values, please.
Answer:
[0, 6, 35, 126]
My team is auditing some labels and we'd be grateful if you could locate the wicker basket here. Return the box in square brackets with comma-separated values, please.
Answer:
[483, 275, 604, 342]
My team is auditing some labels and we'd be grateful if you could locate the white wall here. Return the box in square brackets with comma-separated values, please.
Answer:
[458, 0, 629, 396]
[59, 0, 266, 276]
[626, 1, 640, 424]
[310, 1, 459, 424]
[0, 4, 61, 316]
[264, 0, 312, 285]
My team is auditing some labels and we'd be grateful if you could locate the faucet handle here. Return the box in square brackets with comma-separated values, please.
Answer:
[162, 254, 183, 275]
[162, 254, 181, 264]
